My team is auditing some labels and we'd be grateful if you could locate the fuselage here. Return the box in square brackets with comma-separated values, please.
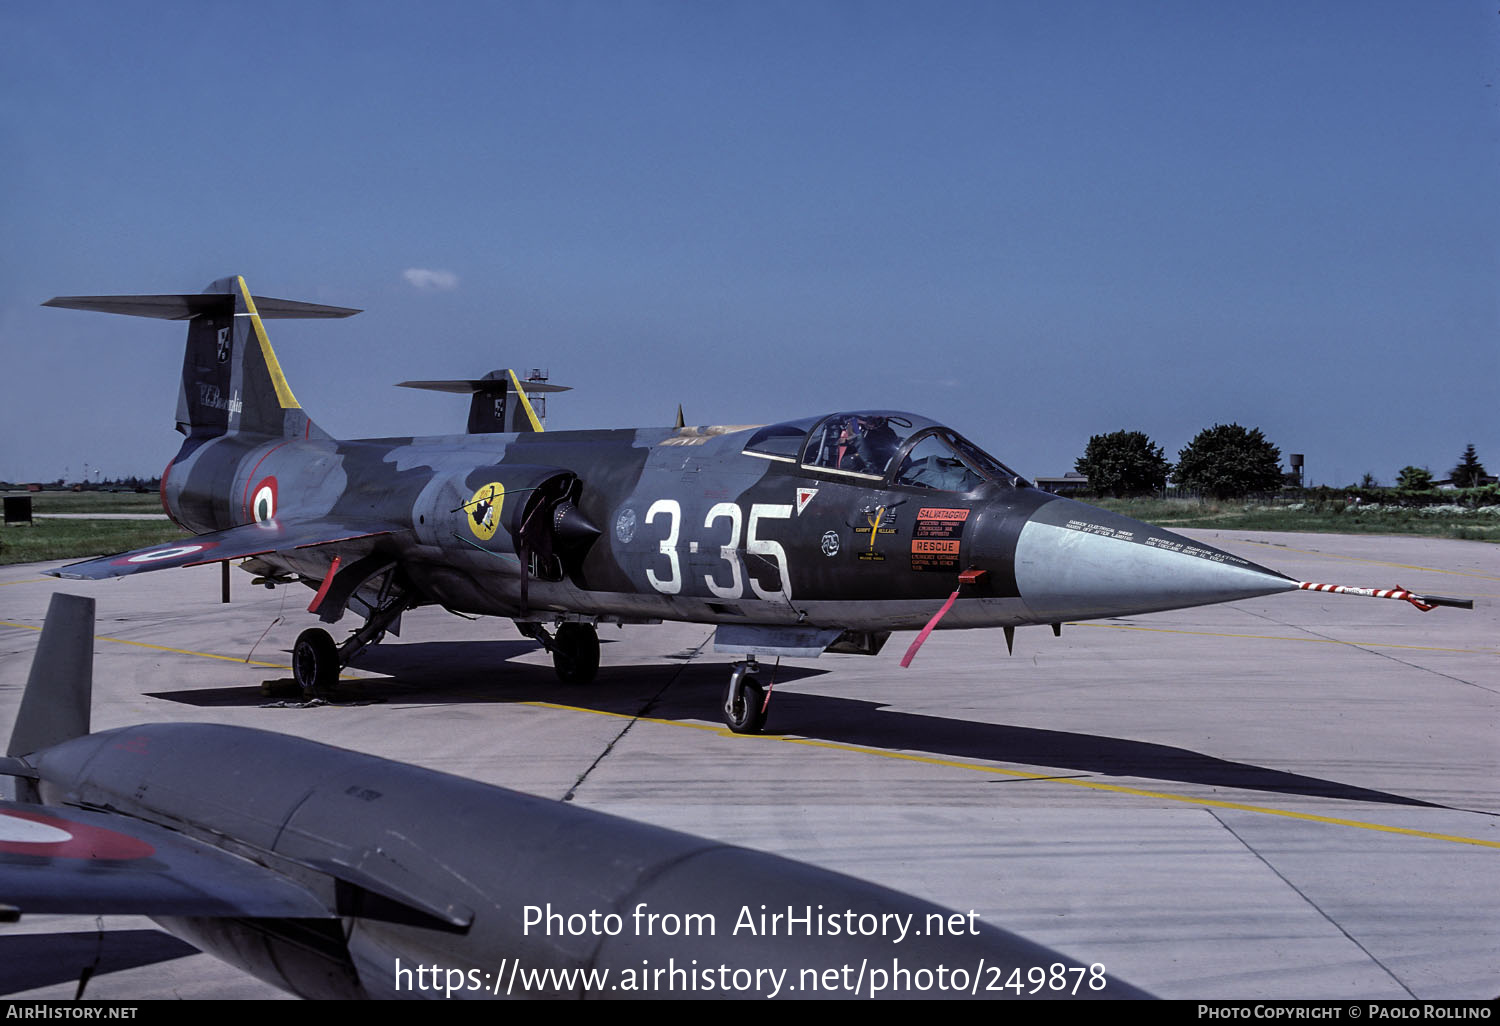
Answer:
[161, 412, 1297, 635]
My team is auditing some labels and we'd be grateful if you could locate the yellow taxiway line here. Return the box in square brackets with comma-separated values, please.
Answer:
[0, 619, 289, 669]
[525, 700, 1500, 851]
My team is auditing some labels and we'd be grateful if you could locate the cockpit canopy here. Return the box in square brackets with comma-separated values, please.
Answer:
[741, 411, 1029, 493]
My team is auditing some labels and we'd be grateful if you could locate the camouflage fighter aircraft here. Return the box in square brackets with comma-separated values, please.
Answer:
[42, 278, 1471, 734]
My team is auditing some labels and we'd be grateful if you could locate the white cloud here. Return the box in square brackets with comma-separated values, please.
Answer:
[402, 267, 459, 291]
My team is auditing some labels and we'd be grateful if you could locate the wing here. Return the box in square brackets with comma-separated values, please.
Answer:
[0, 802, 331, 918]
[43, 517, 399, 581]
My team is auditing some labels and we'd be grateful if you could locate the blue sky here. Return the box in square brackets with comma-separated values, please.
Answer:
[2, 1, 1495, 487]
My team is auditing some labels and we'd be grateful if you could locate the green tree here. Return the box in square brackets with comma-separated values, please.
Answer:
[1449, 444, 1488, 488]
[1396, 466, 1433, 491]
[1074, 430, 1170, 497]
[1173, 423, 1283, 500]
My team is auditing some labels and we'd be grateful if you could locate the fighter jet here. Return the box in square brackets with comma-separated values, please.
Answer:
[1, 594, 1148, 999]
[42, 278, 1470, 734]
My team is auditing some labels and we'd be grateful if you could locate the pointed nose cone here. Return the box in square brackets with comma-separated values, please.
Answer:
[1013, 498, 1297, 622]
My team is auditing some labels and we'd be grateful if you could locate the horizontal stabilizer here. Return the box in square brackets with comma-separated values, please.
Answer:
[397, 368, 564, 433]
[44, 294, 360, 320]
[46, 517, 398, 581]
[0, 758, 37, 780]
[399, 378, 571, 395]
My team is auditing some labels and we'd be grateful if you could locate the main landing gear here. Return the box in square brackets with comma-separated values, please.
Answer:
[292, 589, 412, 694]
[722, 658, 768, 735]
[517, 622, 601, 684]
[292, 628, 339, 691]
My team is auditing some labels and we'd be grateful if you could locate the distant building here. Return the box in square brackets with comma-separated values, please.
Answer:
[1034, 472, 1090, 496]
[1436, 474, 1497, 490]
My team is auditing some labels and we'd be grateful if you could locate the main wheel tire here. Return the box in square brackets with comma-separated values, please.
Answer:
[552, 623, 600, 684]
[292, 628, 340, 693]
[723, 676, 767, 735]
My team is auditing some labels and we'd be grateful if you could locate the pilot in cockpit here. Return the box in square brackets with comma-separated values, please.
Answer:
[824, 415, 898, 476]
[854, 415, 899, 475]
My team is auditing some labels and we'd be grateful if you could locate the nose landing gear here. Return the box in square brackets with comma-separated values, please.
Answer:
[723, 658, 768, 735]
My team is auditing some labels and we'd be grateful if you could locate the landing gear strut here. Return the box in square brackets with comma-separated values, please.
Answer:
[722, 658, 768, 735]
[518, 622, 601, 684]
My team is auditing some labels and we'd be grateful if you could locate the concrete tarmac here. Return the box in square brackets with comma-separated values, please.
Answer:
[0, 529, 1494, 1000]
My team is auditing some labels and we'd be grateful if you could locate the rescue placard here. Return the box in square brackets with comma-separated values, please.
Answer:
[911, 508, 969, 572]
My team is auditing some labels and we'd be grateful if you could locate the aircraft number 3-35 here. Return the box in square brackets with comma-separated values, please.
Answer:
[643, 499, 793, 600]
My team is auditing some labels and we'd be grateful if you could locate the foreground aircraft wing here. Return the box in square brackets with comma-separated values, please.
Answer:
[0, 802, 331, 918]
[45, 517, 400, 581]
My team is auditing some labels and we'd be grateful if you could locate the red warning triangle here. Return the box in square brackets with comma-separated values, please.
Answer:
[796, 487, 817, 515]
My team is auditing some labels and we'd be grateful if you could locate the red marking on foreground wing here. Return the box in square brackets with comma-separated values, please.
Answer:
[0, 808, 155, 860]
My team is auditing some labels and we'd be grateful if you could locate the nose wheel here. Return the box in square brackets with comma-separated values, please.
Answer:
[723, 658, 768, 734]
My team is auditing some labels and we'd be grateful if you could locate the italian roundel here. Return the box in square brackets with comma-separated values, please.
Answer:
[0, 808, 155, 860]
[251, 476, 277, 524]
[115, 540, 218, 566]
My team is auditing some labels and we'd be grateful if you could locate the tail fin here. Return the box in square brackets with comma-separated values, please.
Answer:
[44, 276, 359, 440]
[6, 594, 95, 759]
[397, 368, 570, 433]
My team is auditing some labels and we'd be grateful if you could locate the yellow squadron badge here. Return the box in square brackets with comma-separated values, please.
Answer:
[465, 482, 505, 541]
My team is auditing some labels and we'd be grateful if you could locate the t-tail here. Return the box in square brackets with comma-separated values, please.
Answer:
[397, 368, 570, 433]
[44, 276, 359, 442]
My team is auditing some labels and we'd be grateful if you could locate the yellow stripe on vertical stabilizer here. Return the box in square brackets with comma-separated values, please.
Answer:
[237, 276, 302, 410]
[507, 368, 544, 432]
